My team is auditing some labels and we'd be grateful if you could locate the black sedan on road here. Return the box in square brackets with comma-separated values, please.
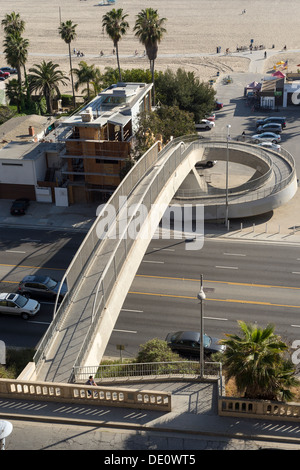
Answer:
[10, 198, 30, 215]
[165, 331, 226, 357]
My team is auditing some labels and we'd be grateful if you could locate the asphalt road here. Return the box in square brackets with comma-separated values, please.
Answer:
[0, 228, 85, 348]
[105, 237, 300, 359]
[1, 229, 300, 358]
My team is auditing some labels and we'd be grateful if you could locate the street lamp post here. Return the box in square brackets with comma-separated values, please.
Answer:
[225, 124, 231, 227]
[197, 274, 206, 379]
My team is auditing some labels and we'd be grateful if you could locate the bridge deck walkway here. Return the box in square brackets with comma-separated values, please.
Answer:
[36, 149, 173, 383]
[35, 140, 295, 384]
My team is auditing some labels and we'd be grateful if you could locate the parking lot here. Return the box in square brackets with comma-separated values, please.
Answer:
[208, 71, 300, 176]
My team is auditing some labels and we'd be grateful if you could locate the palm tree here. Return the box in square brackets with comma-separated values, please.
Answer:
[221, 321, 298, 401]
[28, 60, 69, 114]
[3, 32, 29, 86]
[1, 11, 25, 36]
[5, 78, 25, 113]
[58, 20, 77, 107]
[72, 61, 98, 101]
[133, 8, 166, 104]
[90, 68, 103, 98]
[102, 8, 129, 81]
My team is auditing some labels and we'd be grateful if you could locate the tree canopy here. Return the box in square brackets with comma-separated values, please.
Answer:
[221, 321, 298, 401]
[155, 68, 216, 122]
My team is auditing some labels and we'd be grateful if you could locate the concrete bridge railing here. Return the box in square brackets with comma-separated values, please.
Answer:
[32, 135, 296, 381]
[0, 378, 171, 412]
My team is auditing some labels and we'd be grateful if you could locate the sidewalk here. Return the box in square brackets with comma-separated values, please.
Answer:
[1, 190, 300, 244]
[1, 380, 300, 449]
[0, 199, 96, 233]
[205, 186, 300, 245]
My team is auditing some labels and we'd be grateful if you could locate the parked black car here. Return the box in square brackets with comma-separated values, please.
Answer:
[165, 331, 226, 357]
[10, 198, 30, 215]
[195, 160, 216, 169]
[256, 116, 286, 128]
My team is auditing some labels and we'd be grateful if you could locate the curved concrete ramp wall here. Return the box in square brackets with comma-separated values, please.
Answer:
[203, 147, 271, 173]
[204, 175, 298, 220]
[33, 136, 296, 382]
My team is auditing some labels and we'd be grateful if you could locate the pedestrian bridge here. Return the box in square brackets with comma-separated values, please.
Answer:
[29, 135, 296, 384]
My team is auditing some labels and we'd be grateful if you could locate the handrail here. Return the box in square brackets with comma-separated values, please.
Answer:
[0, 378, 171, 412]
[33, 141, 161, 366]
[33, 134, 296, 376]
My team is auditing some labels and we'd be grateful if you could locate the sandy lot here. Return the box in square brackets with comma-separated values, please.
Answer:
[1, 0, 300, 93]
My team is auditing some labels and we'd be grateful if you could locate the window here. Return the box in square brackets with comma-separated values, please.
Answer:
[2, 163, 23, 166]
[96, 159, 118, 165]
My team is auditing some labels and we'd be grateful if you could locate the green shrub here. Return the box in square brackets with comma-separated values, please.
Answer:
[0, 348, 35, 379]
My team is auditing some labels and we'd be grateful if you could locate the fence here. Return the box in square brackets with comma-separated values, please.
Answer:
[219, 396, 300, 422]
[72, 360, 223, 389]
[33, 140, 161, 367]
[0, 378, 171, 412]
[174, 138, 295, 201]
[33, 134, 296, 377]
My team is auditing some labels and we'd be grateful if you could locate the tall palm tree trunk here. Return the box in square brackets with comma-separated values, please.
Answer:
[68, 42, 76, 107]
[116, 43, 122, 81]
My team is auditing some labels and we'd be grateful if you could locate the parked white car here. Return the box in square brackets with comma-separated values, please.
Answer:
[257, 141, 281, 151]
[195, 119, 215, 130]
[251, 132, 281, 143]
[0, 293, 40, 320]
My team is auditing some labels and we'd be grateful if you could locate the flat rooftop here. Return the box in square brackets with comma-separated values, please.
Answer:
[0, 140, 54, 161]
[60, 82, 152, 128]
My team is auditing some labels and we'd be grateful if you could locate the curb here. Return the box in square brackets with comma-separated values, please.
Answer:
[1, 411, 300, 445]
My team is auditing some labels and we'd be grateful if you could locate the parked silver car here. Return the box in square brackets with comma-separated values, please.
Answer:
[0, 293, 40, 320]
[256, 123, 282, 134]
[18, 275, 67, 300]
[251, 132, 281, 143]
[195, 119, 215, 130]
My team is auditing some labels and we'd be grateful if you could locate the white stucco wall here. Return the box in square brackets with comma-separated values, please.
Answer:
[0, 159, 36, 185]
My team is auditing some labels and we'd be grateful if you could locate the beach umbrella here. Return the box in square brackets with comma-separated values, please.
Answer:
[272, 70, 285, 78]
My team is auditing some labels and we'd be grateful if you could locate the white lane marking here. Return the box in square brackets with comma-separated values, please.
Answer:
[292, 272, 300, 274]
[215, 265, 238, 269]
[28, 321, 51, 325]
[6, 250, 26, 254]
[204, 316, 228, 321]
[291, 324, 300, 328]
[223, 253, 246, 257]
[152, 248, 175, 251]
[142, 260, 164, 264]
[113, 329, 137, 334]
[121, 308, 143, 313]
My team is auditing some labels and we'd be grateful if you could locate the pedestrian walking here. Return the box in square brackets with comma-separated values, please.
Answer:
[85, 375, 96, 397]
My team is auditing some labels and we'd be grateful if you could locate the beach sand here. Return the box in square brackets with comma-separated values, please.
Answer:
[1, 0, 300, 94]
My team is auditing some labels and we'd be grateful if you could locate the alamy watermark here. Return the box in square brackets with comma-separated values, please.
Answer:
[96, 197, 204, 250]
[291, 85, 300, 105]
[292, 340, 300, 365]
[0, 340, 6, 365]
